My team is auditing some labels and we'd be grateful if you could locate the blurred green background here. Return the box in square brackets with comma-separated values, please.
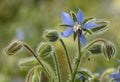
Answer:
[0, 0, 120, 82]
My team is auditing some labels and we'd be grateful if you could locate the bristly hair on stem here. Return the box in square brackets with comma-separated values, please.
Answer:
[52, 52, 61, 82]
[72, 36, 82, 82]
[59, 38, 73, 75]
[23, 43, 51, 81]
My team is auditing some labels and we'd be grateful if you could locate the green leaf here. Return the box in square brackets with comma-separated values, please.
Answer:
[40, 60, 57, 82]
[32, 66, 41, 82]
[18, 57, 39, 70]
[82, 17, 95, 25]
[19, 57, 56, 81]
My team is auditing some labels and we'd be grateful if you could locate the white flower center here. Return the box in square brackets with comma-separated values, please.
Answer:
[73, 24, 81, 32]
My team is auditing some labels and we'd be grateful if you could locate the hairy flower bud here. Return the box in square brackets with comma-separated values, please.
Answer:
[102, 42, 116, 60]
[37, 42, 54, 58]
[91, 20, 109, 33]
[76, 69, 92, 82]
[88, 44, 102, 54]
[43, 29, 59, 42]
[3, 40, 23, 56]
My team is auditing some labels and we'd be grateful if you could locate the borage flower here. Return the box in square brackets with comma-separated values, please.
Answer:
[78, 74, 88, 81]
[16, 29, 25, 40]
[110, 73, 120, 82]
[61, 9, 99, 46]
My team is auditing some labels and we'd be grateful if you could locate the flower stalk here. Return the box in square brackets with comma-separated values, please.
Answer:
[82, 38, 107, 53]
[25, 67, 35, 82]
[23, 43, 51, 81]
[53, 52, 61, 82]
[71, 36, 82, 82]
[59, 38, 73, 75]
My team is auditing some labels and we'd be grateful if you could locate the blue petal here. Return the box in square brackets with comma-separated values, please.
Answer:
[77, 9, 85, 24]
[61, 28, 74, 37]
[83, 22, 99, 29]
[79, 33, 86, 46]
[110, 73, 120, 79]
[117, 60, 120, 63]
[16, 29, 25, 40]
[62, 12, 74, 26]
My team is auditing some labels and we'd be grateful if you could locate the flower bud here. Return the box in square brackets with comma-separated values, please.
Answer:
[90, 73, 99, 82]
[100, 68, 116, 82]
[43, 29, 59, 42]
[102, 42, 116, 60]
[37, 42, 54, 58]
[88, 44, 102, 54]
[91, 20, 109, 33]
[76, 69, 92, 82]
[4, 40, 23, 56]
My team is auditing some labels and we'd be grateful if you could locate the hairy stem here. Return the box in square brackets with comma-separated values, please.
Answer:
[25, 67, 35, 82]
[82, 38, 107, 53]
[23, 43, 51, 81]
[71, 36, 82, 82]
[53, 52, 61, 82]
[59, 39, 72, 75]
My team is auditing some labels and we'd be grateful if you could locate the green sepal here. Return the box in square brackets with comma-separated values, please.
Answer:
[70, 11, 77, 22]
[83, 28, 92, 35]
[82, 17, 95, 25]
[77, 70, 92, 78]
[60, 24, 72, 27]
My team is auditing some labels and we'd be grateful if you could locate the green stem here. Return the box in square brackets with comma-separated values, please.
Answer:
[59, 39, 72, 75]
[26, 67, 35, 82]
[23, 43, 51, 81]
[82, 38, 107, 53]
[53, 52, 61, 82]
[71, 36, 82, 82]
